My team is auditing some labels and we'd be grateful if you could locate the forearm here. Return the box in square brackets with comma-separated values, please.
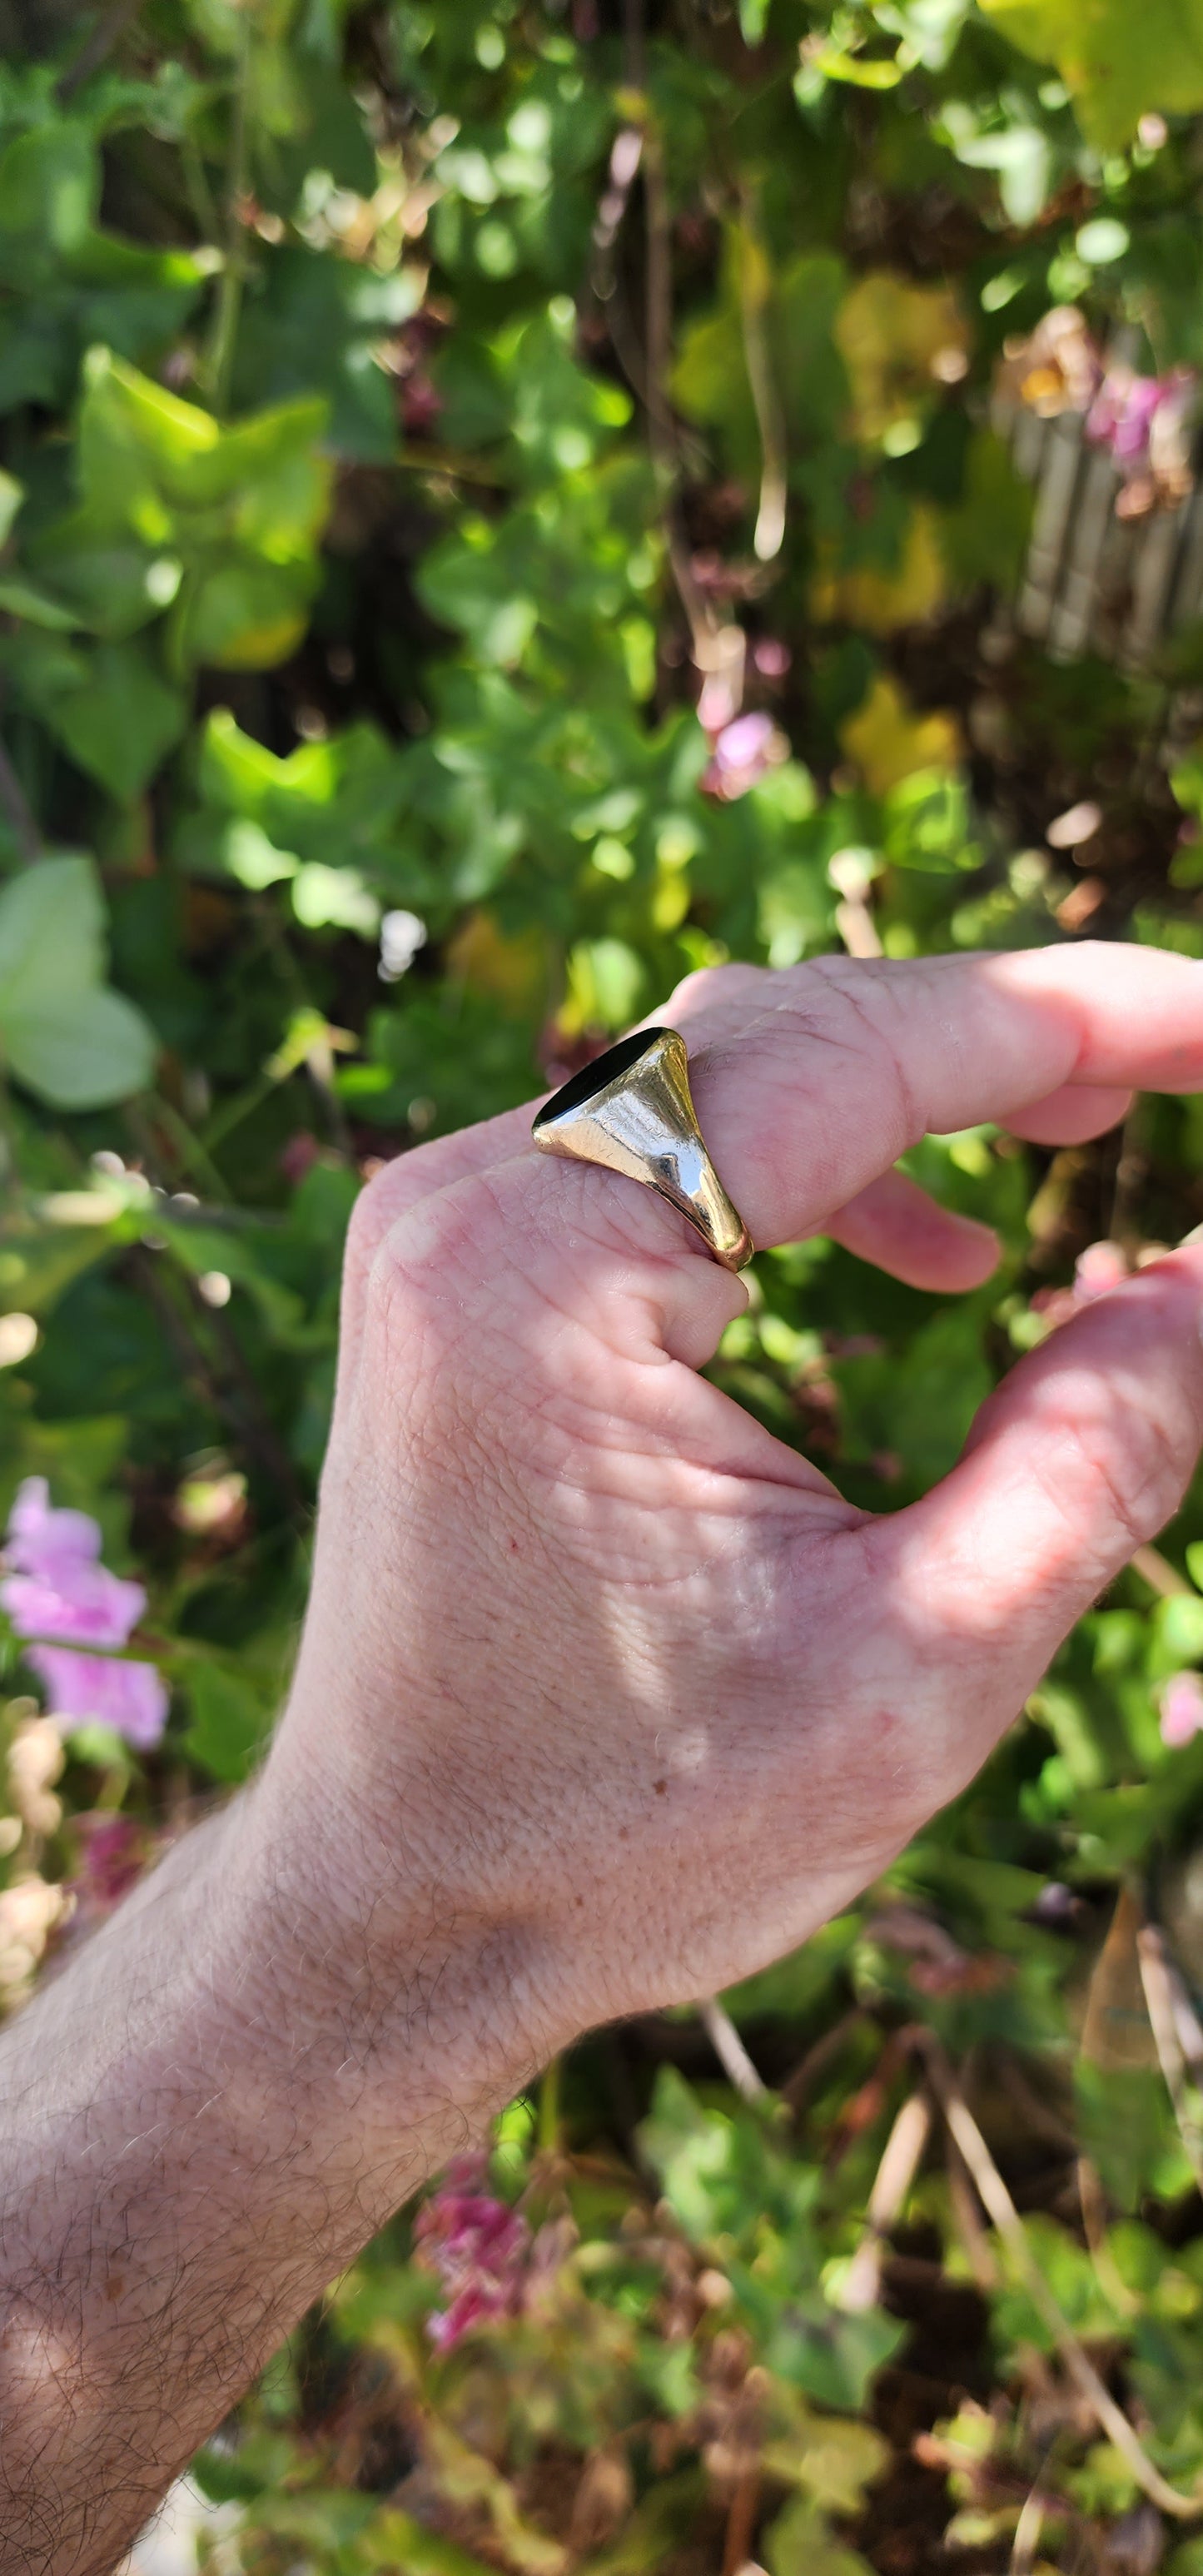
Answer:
[0, 1771, 529, 2576]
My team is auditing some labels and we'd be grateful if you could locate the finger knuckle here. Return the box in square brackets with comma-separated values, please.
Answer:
[666, 961, 753, 1013]
[343, 1165, 391, 1282]
[369, 1196, 461, 1335]
[1066, 1394, 1194, 1559]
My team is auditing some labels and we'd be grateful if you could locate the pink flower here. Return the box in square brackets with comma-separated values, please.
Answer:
[7, 1478, 102, 1578]
[752, 637, 791, 679]
[414, 2152, 530, 2350]
[2, 1479, 167, 1751]
[2, 1561, 146, 1649]
[1072, 1240, 1129, 1303]
[70, 1814, 149, 1923]
[2, 1479, 144, 1643]
[1031, 1240, 1129, 1330]
[279, 1131, 321, 1186]
[713, 711, 775, 773]
[1087, 369, 1163, 465]
[401, 370, 442, 438]
[1160, 1671, 1203, 1748]
[1086, 364, 1196, 515]
[25, 1648, 168, 1751]
[701, 711, 784, 801]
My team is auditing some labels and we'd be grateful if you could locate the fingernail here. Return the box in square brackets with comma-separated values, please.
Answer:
[1180, 1222, 1203, 1248]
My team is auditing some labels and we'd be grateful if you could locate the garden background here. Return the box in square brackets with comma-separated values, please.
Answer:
[12, 1, 1203, 2568]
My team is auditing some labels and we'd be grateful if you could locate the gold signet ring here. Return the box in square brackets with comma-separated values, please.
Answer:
[531, 1026, 753, 1273]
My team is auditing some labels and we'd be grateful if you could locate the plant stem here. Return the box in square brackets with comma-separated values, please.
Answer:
[57, 0, 143, 100]
[127, 1246, 306, 1528]
[205, 5, 253, 417]
[125, 1097, 231, 1204]
[537, 2055, 561, 2154]
[0, 723, 42, 864]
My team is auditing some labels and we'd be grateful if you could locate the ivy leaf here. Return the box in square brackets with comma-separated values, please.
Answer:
[231, 246, 420, 462]
[0, 855, 156, 1106]
[0, 124, 202, 414]
[65, 352, 331, 673]
[978, 0, 1203, 148]
[6, 635, 186, 799]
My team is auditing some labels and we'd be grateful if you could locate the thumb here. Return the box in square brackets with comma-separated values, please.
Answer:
[880, 1242, 1203, 1695]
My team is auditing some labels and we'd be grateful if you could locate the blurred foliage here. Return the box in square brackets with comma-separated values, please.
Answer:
[8, 0, 1203, 2567]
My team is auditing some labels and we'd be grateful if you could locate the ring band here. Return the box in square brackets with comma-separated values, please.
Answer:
[531, 1026, 754, 1272]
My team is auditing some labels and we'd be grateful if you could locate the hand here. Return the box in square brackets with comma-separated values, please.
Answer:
[10, 940, 1203, 2576]
[267, 942, 1203, 2116]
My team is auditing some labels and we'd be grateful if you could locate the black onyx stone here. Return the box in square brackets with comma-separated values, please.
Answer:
[532, 1027, 672, 1131]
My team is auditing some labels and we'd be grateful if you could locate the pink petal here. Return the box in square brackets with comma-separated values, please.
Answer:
[27, 1647, 168, 1750]
[1160, 1671, 1203, 1748]
[714, 711, 775, 771]
[7, 1477, 102, 1578]
[2, 1562, 146, 1648]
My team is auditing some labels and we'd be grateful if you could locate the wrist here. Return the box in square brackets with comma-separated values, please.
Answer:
[241, 1731, 556, 2179]
[0, 1775, 539, 2574]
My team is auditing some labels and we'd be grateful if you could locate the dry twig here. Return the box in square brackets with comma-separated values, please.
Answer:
[828, 849, 883, 960]
[1138, 1920, 1203, 2191]
[946, 2130, 1000, 2291]
[1008, 2480, 1046, 2575]
[735, 206, 787, 564]
[57, 0, 143, 97]
[697, 1997, 767, 2104]
[1078, 2156, 1139, 2319]
[1131, 1543, 1192, 1598]
[721, 2468, 761, 2576]
[915, 2032, 1203, 2520]
[779, 2007, 867, 2116]
[839, 2089, 932, 2313]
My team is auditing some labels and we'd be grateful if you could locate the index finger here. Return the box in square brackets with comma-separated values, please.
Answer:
[667, 943, 1203, 1250]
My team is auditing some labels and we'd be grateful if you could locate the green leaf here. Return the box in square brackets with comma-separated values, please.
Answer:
[26, 502, 182, 638]
[291, 862, 380, 934]
[0, 853, 107, 1012]
[64, 354, 331, 674]
[0, 855, 156, 1106]
[351, 989, 541, 1136]
[0, 122, 97, 261]
[231, 247, 420, 462]
[1158, 1594, 1203, 1663]
[564, 937, 646, 1032]
[183, 1661, 272, 1785]
[765, 2495, 876, 2576]
[182, 559, 318, 671]
[6, 631, 186, 798]
[0, 578, 81, 631]
[3, 983, 156, 1109]
[0, 467, 22, 549]
[673, 247, 849, 482]
[360, 2510, 507, 2574]
[978, 0, 1203, 148]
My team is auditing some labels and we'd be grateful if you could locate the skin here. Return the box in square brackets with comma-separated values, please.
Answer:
[4, 942, 1203, 2573]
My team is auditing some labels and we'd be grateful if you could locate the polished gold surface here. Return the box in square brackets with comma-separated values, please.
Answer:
[531, 1026, 753, 1272]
